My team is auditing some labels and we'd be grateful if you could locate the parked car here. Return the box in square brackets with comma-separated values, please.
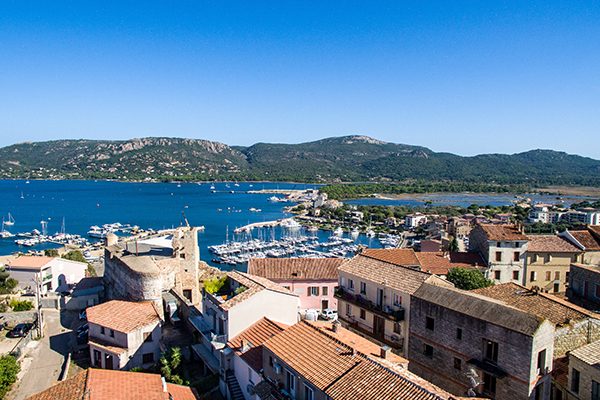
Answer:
[7, 323, 33, 338]
[320, 308, 338, 321]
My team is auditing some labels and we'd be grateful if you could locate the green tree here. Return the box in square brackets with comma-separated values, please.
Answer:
[203, 276, 228, 294]
[446, 268, 494, 290]
[0, 355, 20, 398]
[44, 249, 59, 257]
[159, 347, 185, 385]
[61, 250, 87, 263]
[448, 237, 459, 252]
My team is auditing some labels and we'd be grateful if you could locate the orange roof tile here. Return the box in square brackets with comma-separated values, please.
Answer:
[217, 271, 297, 310]
[27, 370, 88, 400]
[87, 300, 160, 334]
[526, 235, 581, 253]
[8, 256, 54, 270]
[247, 258, 343, 281]
[228, 317, 286, 371]
[415, 252, 485, 275]
[569, 230, 600, 251]
[361, 248, 420, 266]
[478, 224, 528, 241]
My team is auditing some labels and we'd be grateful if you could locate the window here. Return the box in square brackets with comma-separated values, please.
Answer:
[425, 317, 435, 331]
[533, 254, 539, 263]
[495, 252, 502, 262]
[566, 272, 570, 283]
[571, 368, 580, 393]
[512, 271, 519, 280]
[109, 329, 115, 338]
[346, 303, 352, 316]
[514, 252, 520, 262]
[183, 289, 192, 301]
[423, 344, 433, 358]
[360, 309, 366, 320]
[494, 270, 501, 280]
[348, 279, 354, 290]
[100, 327, 105, 335]
[360, 282, 367, 295]
[456, 328, 463, 340]
[308, 287, 319, 296]
[179, 253, 186, 259]
[304, 384, 314, 400]
[554, 271, 560, 281]
[572, 254, 579, 263]
[545, 271, 552, 281]
[592, 380, 600, 400]
[143, 332, 152, 342]
[393, 294, 402, 306]
[393, 322, 401, 334]
[595, 284, 600, 299]
[530, 271, 537, 282]
[545, 254, 552, 263]
[285, 370, 295, 393]
[142, 353, 154, 364]
[453, 357, 462, 370]
[483, 339, 499, 363]
[514, 242, 520, 248]
[322, 286, 328, 296]
[269, 356, 273, 367]
[537, 349, 546, 373]
[483, 373, 496, 395]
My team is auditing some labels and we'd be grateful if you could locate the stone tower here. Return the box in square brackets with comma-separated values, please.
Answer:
[172, 226, 201, 305]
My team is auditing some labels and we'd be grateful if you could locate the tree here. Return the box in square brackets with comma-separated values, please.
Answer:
[0, 355, 20, 398]
[448, 236, 459, 252]
[446, 268, 494, 290]
[44, 249, 59, 257]
[62, 250, 87, 263]
[159, 347, 185, 385]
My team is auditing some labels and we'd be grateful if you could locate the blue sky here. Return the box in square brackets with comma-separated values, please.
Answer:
[1, 1, 599, 158]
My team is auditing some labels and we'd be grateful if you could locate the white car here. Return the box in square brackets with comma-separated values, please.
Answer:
[320, 308, 338, 321]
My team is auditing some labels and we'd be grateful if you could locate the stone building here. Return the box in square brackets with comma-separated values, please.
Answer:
[409, 281, 555, 400]
[469, 224, 529, 284]
[103, 227, 202, 317]
[565, 340, 600, 400]
[568, 264, 600, 310]
[561, 227, 600, 266]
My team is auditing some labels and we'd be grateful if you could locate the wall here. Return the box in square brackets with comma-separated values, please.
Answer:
[554, 319, 600, 359]
[276, 279, 337, 311]
[49, 258, 87, 292]
[232, 352, 261, 400]
[524, 252, 580, 293]
[568, 353, 600, 400]
[569, 265, 600, 306]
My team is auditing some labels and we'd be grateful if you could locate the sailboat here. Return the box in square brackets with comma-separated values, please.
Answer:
[20, 192, 24, 199]
[4, 213, 15, 226]
[0, 219, 14, 238]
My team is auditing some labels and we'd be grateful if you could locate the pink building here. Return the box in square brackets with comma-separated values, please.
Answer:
[247, 258, 344, 312]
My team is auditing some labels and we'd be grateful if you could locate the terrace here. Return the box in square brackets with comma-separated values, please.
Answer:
[334, 286, 405, 321]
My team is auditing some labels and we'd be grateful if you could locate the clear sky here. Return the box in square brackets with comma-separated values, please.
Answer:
[1, 1, 599, 158]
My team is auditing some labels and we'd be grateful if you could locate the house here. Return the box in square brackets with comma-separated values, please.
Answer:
[65, 276, 105, 310]
[26, 368, 198, 400]
[523, 235, 583, 293]
[564, 340, 600, 400]
[6, 255, 87, 294]
[568, 264, 600, 310]
[405, 213, 428, 229]
[447, 217, 472, 241]
[224, 317, 286, 400]
[415, 251, 486, 278]
[87, 300, 162, 370]
[259, 319, 462, 400]
[469, 224, 529, 284]
[409, 281, 555, 399]
[247, 258, 344, 313]
[561, 226, 600, 265]
[336, 249, 446, 356]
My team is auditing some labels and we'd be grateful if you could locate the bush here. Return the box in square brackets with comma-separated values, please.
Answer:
[447, 268, 494, 290]
[62, 250, 87, 263]
[0, 355, 20, 398]
[203, 276, 228, 295]
[44, 249, 59, 257]
[9, 299, 34, 312]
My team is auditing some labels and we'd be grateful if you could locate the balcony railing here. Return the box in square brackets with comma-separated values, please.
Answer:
[335, 287, 405, 321]
[339, 315, 404, 351]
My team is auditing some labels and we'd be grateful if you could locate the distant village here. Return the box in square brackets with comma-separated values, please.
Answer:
[1, 190, 600, 400]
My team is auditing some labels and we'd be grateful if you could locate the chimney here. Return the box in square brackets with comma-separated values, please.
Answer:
[332, 320, 340, 333]
[380, 345, 391, 360]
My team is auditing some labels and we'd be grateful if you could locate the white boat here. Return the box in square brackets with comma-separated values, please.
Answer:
[350, 227, 360, 238]
[210, 184, 216, 190]
[281, 219, 302, 230]
[4, 213, 15, 227]
[366, 229, 376, 237]
[307, 226, 319, 233]
[333, 227, 344, 237]
[87, 226, 108, 239]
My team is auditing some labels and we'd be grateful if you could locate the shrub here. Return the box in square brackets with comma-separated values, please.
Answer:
[447, 268, 494, 290]
[0, 355, 20, 398]
[9, 299, 34, 312]
[203, 276, 228, 294]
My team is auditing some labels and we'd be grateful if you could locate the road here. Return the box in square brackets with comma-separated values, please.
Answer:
[7, 309, 75, 400]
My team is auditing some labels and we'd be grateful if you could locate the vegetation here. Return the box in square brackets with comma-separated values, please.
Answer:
[43, 249, 59, 257]
[61, 250, 87, 263]
[234, 286, 247, 295]
[447, 268, 494, 290]
[449, 237, 459, 252]
[1, 136, 600, 185]
[203, 276, 228, 295]
[0, 270, 18, 295]
[9, 299, 34, 312]
[160, 347, 187, 385]
[0, 355, 20, 399]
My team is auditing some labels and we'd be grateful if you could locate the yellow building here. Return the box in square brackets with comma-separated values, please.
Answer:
[524, 235, 583, 293]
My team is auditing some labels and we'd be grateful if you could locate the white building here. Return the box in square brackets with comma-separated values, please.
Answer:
[87, 300, 162, 371]
[6, 255, 87, 294]
[404, 213, 427, 229]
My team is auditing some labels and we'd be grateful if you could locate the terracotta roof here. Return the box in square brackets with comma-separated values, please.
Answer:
[8, 256, 54, 270]
[361, 248, 421, 266]
[570, 340, 600, 366]
[264, 321, 453, 400]
[526, 235, 581, 253]
[339, 254, 435, 294]
[415, 252, 485, 275]
[27, 369, 198, 400]
[247, 258, 343, 281]
[87, 300, 160, 334]
[569, 230, 600, 250]
[478, 224, 528, 241]
[89, 338, 128, 354]
[228, 317, 287, 372]
[413, 282, 544, 336]
[217, 271, 297, 310]
[472, 283, 596, 326]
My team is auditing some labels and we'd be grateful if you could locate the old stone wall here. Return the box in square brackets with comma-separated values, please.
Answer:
[554, 319, 600, 359]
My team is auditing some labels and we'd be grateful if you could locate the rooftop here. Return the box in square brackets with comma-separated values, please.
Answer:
[86, 300, 161, 334]
[526, 235, 581, 253]
[361, 248, 421, 266]
[247, 257, 343, 281]
[567, 229, 600, 251]
[7, 256, 54, 271]
[472, 283, 597, 326]
[478, 224, 528, 241]
[415, 252, 485, 275]
[263, 320, 454, 400]
[227, 317, 287, 372]
[26, 369, 197, 400]
[570, 340, 600, 367]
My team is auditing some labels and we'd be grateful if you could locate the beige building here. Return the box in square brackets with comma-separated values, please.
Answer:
[523, 235, 582, 293]
[561, 227, 600, 266]
[87, 300, 162, 370]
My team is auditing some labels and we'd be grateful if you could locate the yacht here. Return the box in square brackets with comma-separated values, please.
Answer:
[333, 227, 344, 237]
[4, 213, 15, 227]
[87, 226, 108, 239]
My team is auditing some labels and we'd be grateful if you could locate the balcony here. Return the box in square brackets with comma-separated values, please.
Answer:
[339, 315, 404, 350]
[335, 287, 405, 321]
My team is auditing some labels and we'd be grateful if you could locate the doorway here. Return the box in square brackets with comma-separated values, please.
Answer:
[373, 315, 385, 339]
[321, 299, 328, 311]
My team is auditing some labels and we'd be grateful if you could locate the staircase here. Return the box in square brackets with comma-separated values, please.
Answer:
[225, 371, 245, 400]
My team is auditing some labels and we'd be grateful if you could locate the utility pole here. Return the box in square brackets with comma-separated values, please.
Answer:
[34, 273, 43, 338]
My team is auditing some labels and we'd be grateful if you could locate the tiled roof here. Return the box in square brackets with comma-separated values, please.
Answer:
[414, 282, 544, 336]
[415, 252, 485, 275]
[570, 340, 600, 366]
[526, 235, 581, 253]
[263, 321, 453, 400]
[247, 258, 343, 281]
[339, 254, 434, 294]
[8, 256, 54, 270]
[27, 369, 198, 400]
[227, 317, 286, 372]
[218, 271, 297, 310]
[89, 338, 128, 354]
[361, 248, 421, 266]
[569, 230, 600, 250]
[478, 224, 528, 241]
[87, 300, 160, 334]
[472, 283, 596, 326]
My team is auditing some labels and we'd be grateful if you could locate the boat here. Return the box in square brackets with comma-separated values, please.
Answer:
[20, 192, 24, 199]
[366, 229, 376, 237]
[0, 219, 14, 238]
[87, 226, 108, 239]
[333, 227, 344, 237]
[4, 213, 15, 227]
[249, 208, 262, 212]
[350, 227, 360, 238]
[210, 184, 216, 190]
[281, 219, 302, 230]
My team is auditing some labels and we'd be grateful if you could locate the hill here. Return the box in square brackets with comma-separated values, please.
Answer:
[1, 135, 599, 186]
